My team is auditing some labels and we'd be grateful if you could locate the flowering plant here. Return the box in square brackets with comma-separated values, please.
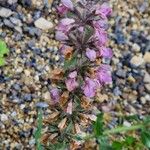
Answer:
[51, 0, 112, 110]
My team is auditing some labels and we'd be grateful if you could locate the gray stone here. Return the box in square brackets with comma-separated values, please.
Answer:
[34, 17, 54, 30]
[116, 69, 126, 78]
[8, 0, 18, 5]
[36, 102, 49, 108]
[10, 17, 22, 26]
[3, 19, 14, 28]
[0, 7, 13, 18]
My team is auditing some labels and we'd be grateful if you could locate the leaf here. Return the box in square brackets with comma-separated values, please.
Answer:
[0, 57, 5, 66]
[83, 25, 94, 43]
[98, 136, 113, 150]
[93, 113, 104, 137]
[112, 141, 123, 150]
[34, 109, 43, 150]
[124, 136, 136, 145]
[141, 131, 150, 148]
[64, 55, 77, 70]
[0, 40, 9, 66]
[0, 40, 9, 57]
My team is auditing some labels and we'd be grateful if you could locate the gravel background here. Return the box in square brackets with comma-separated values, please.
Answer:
[0, 0, 150, 149]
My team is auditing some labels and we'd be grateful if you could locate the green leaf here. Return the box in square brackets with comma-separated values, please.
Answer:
[124, 136, 136, 145]
[0, 57, 5, 66]
[0, 40, 9, 57]
[0, 40, 9, 66]
[34, 109, 43, 150]
[98, 137, 113, 150]
[141, 131, 150, 148]
[112, 141, 123, 150]
[64, 55, 77, 70]
[83, 25, 94, 43]
[93, 113, 104, 137]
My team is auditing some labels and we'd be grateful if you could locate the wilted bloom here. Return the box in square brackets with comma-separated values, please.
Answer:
[96, 64, 112, 84]
[65, 71, 78, 91]
[61, 0, 74, 10]
[86, 48, 96, 61]
[82, 77, 98, 98]
[60, 44, 73, 60]
[95, 29, 108, 46]
[95, 3, 112, 19]
[57, 18, 75, 33]
[50, 88, 60, 103]
[66, 100, 73, 114]
[99, 47, 113, 58]
[55, 31, 68, 41]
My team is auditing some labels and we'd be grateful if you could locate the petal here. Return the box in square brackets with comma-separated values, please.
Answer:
[60, 18, 75, 25]
[85, 48, 96, 61]
[68, 71, 77, 78]
[61, 0, 74, 10]
[100, 47, 113, 58]
[55, 31, 68, 41]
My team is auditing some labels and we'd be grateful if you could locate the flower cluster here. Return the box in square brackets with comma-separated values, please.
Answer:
[50, 0, 112, 111]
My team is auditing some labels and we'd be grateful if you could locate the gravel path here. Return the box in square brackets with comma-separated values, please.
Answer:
[0, 0, 150, 149]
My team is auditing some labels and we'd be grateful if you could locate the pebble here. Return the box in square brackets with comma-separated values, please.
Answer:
[116, 69, 126, 78]
[0, 7, 14, 18]
[144, 72, 150, 83]
[8, 0, 18, 5]
[34, 17, 54, 30]
[0, 114, 8, 121]
[10, 17, 22, 26]
[36, 102, 49, 108]
[130, 55, 145, 67]
[144, 52, 150, 63]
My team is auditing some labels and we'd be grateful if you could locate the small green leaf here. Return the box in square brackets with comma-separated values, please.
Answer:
[0, 57, 5, 66]
[124, 136, 136, 145]
[34, 109, 43, 150]
[98, 137, 113, 150]
[141, 131, 150, 148]
[112, 141, 123, 150]
[0, 40, 9, 66]
[93, 113, 104, 137]
[64, 56, 77, 70]
[83, 25, 94, 43]
[0, 40, 9, 57]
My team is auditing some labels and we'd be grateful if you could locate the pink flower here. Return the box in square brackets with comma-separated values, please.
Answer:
[93, 20, 108, 30]
[96, 64, 112, 84]
[82, 77, 97, 98]
[55, 31, 68, 41]
[61, 0, 74, 10]
[65, 71, 78, 91]
[57, 18, 75, 33]
[50, 88, 60, 103]
[68, 70, 77, 78]
[99, 47, 113, 58]
[95, 29, 108, 46]
[86, 48, 96, 61]
[95, 3, 112, 19]
[57, 5, 69, 15]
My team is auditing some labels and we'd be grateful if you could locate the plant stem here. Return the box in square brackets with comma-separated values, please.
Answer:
[82, 123, 150, 141]
[103, 124, 144, 135]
